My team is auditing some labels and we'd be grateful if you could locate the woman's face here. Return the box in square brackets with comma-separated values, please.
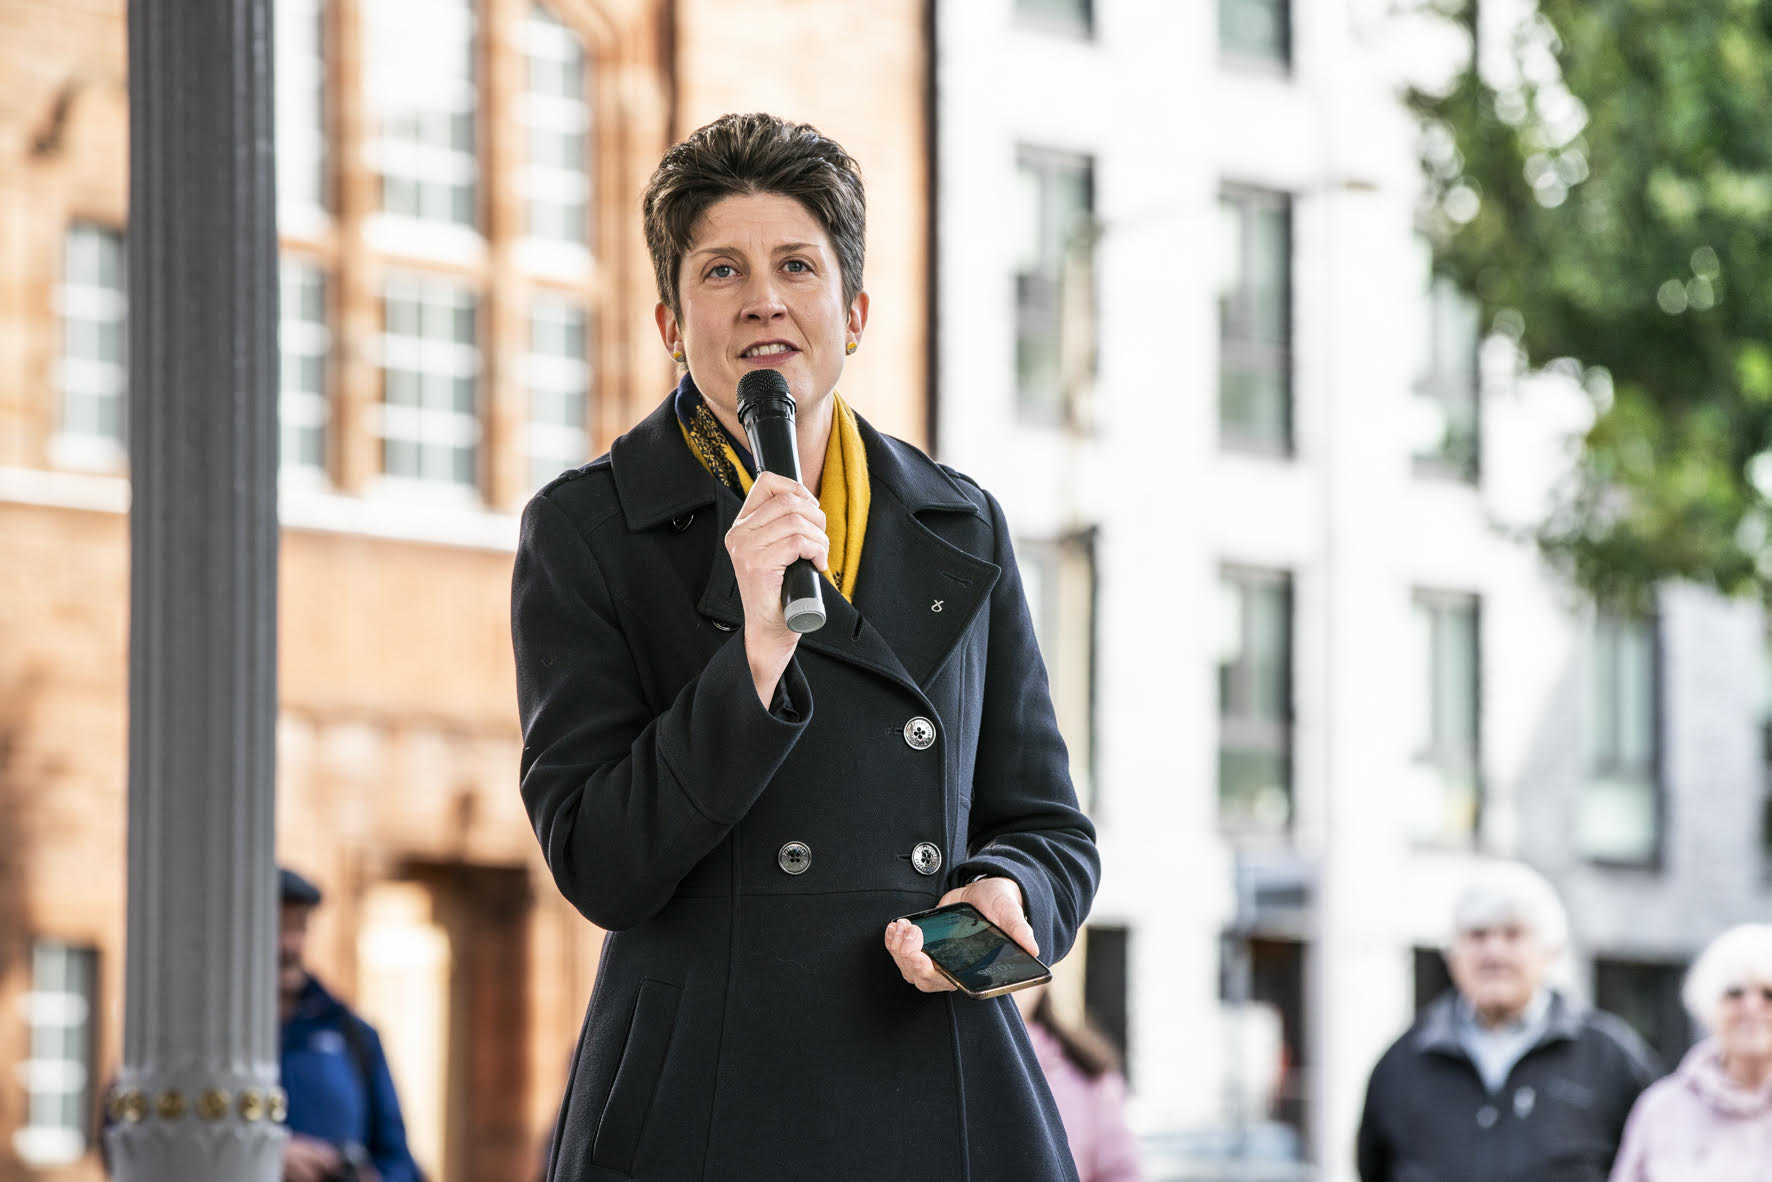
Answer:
[657, 191, 867, 430]
[1714, 978, 1772, 1064]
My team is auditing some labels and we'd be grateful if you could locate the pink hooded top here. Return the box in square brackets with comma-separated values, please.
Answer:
[1609, 1038, 1772, 1182]
[1025, 1020, 1144, 1182]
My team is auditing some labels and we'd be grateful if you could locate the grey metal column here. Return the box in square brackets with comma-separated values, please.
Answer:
[106, 0, 284, 1178]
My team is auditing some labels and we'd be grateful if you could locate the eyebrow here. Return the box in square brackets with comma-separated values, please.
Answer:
[689, 241, 823, 259]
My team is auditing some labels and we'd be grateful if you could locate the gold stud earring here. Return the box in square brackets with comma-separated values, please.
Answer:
[845, 341, 857, 355]
[672, 349, 684, 362]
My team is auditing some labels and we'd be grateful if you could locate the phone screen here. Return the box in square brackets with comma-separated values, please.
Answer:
[907, 903, 1051, 996]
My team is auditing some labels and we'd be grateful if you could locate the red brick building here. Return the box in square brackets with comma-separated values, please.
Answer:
[0, 1, 930, 1178]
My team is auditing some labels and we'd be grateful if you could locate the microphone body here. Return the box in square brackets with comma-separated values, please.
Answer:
[736, 370, 826, 634]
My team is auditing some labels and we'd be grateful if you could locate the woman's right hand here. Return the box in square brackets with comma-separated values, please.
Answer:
[726, 472, 828, 707]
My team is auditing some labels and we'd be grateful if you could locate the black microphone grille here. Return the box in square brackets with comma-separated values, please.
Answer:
[737, 368, 793, 413]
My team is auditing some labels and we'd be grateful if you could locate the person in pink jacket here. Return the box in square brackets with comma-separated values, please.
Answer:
[1014, 984, 1144, 1182]
[1610, 923, 1772, 1181]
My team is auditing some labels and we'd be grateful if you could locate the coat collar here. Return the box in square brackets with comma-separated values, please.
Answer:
[608, 394, 982, 526]
[607, 394, 995, 695]
[1415, 989, 1583, 1060]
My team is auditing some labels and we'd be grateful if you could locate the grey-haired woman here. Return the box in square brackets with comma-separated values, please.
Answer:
[1610, 924, 1772, 1181]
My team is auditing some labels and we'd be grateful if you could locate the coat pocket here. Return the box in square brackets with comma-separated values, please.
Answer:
[590, 978, 683, 1175]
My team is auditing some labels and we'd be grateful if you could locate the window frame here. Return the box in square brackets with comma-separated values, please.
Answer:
[1218, 0, 1293, 74]
[1218, 185, 1294, 456]
[1218, 565, 1295, 836]
[372, 271, 484, 498]
[52, 222, 129, 472]
[1012, 145, 1097, 429]
[274, 0, 330, 232]
[516, 3, 594, 259]
[1012, 0, 1095, 40]
[523, 292, 592, 492]
[361, 0, 483, 235]
[1017, 528, 1100, 814]
[1412, 237, 1483, 483]
[279, 255, 332, 486]
[1410, 588, 1483, 847]
[14, 941, 99, 1168]
[1580, 607, 1666, 869]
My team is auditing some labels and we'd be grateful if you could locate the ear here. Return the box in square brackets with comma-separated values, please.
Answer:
[846, 290, 870, 344]
[654, 301, 680, 353]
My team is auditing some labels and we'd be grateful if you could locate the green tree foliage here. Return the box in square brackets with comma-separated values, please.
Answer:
[1414, 0, 1772, 606]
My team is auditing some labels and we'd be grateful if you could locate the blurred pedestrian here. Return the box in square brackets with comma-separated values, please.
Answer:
[1356, 860, 1659, 1182]
[277, 867, 422, 1182]
[512, 111, 1098, 1181]
[1014, 984, 1143, 1182]
[1609, 923, 1772, 1180]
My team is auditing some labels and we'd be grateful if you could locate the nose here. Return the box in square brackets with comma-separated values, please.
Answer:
[741, 272, 787, 321]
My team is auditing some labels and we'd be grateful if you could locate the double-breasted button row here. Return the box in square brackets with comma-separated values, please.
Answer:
[773, 841, 944, 877]
[903, 717, 936, 750]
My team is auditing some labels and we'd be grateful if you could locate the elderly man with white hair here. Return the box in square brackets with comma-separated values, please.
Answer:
[1608, 923, 1772, 1180]
[1356, 860, 1660, 1182]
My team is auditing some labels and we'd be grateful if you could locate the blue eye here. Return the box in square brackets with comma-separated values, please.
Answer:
[784, 259, 810, 273]
[708, 264, 735, 279]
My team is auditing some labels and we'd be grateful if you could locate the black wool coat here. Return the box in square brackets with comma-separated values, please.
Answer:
[1356, 991, 1662, 1182]
[512, 396, 1102, 1182]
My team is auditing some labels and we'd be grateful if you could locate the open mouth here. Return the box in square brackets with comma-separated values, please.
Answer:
[742, 342, 796, 359]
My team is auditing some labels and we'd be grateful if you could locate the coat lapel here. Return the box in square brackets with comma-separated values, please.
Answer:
[841, 419, 999, 689]
[610, 396, 999, 697]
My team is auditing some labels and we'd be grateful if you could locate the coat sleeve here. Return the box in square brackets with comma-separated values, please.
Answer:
[512, 490, 813, 930]
[949, 487, 1100, 965]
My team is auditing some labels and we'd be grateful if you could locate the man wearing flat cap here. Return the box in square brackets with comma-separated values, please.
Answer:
[278, 867, 422, 1182]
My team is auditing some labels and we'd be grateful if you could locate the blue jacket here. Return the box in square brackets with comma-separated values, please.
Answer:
[283, 975, 421, 1182]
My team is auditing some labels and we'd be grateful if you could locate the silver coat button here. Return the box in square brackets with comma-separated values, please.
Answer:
[910, 842, 942, 876]
[1476, 1105, 1498, 1129]
[903, 717, 936, 750]
[777, 841, 811, 875]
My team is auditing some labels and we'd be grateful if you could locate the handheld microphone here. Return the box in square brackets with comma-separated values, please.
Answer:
[736, 369, 826, 634]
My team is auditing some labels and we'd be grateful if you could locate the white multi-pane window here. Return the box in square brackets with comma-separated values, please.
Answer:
[364, 0, 478, 228]
[525, 296, 589, 490]
[280, 259, 330, 479]
[1013, 148, 1095, 425]
[1220, 0, 1290, 67]
[1411, 236, 1482, 480]
[1017, 532, 1098, 811]
[1219, 188, 1292, 454]
[1217, 567, 1294, 834]
[1409, 591, 1481, 845]
[54, 224, 128, 468]
[274, 0, 327, 224]
[377, 275, 480, 490]
[13, 942, 97, 1167]
[1581, 610, 1661, 862]
[520, 5, 591, 248]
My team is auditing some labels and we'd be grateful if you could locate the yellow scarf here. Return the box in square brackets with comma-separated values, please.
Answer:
[678, 392, 870, 601]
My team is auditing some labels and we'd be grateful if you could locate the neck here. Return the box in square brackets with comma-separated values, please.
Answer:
[795, 396, 835, 497]
[1722, 1049, 1772, 1090]
[1471, 995, 1536, 1030]
[707, 391, 835, 496]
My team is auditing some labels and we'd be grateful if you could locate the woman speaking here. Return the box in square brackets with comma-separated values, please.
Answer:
[512, 112, 1100, 1181]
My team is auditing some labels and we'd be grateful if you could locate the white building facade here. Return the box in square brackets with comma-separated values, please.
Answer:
[933, 2, 1772, 1179]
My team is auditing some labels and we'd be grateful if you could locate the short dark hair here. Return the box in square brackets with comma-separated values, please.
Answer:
[642, 113, 866, 321]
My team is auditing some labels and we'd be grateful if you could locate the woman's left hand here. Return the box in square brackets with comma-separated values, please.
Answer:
[884, 876, 1037, 993]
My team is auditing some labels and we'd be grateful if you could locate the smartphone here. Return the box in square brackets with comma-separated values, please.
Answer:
[899, 901, 1053, 999]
